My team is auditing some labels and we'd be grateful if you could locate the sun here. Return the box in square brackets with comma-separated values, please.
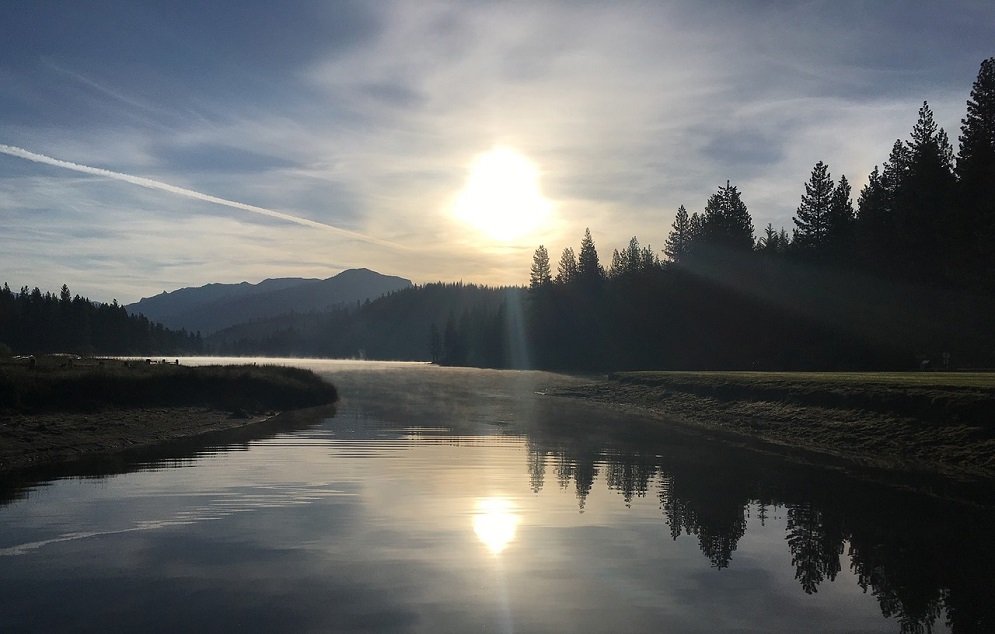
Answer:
[452, 146, 552, 242]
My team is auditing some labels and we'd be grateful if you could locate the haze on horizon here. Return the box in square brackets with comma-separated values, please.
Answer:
[2, 1, 993, 303]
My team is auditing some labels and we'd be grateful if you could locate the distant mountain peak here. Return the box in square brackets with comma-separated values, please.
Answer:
[126, 269, 412, 334]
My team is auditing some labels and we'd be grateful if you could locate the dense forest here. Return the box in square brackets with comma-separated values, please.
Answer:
[211, 282, 519, 362]
[443, 57, 995, 371]
[0, 283, 203, 356]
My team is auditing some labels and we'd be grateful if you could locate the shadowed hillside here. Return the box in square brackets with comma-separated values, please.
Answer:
[126, 268, 412, 334]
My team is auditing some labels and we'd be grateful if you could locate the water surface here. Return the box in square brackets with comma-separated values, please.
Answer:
[1, 360, 992, 632]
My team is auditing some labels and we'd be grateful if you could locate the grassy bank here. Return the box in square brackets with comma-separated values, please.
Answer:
[1, 359, 338, 414]
[0, 359, 338, 471]
[550, 370, 995, 482]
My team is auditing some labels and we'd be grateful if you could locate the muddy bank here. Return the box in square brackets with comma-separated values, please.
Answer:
[548, 371, 995, 482]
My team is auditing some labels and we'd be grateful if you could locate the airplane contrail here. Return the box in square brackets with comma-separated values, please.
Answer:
[0, 143, 405, 250]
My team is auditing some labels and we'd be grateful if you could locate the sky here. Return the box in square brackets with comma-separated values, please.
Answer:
[2, 1, 993, 303]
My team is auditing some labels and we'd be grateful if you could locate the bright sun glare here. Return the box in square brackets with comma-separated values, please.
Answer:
[452, 146, 552, 242]
[472, 497, 520, 555]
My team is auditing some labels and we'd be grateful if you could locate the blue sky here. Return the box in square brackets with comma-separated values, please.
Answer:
[2, 1, 993, 302]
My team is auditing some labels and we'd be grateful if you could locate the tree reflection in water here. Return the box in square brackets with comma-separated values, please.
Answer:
[525, 428, 994, 633]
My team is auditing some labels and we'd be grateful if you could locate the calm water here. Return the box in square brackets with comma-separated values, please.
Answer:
[1, 359, 992, 632]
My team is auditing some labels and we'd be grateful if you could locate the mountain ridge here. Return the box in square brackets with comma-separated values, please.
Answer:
[126, 268, 412, 334]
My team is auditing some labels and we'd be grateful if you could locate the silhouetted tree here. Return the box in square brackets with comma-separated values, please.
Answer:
[793, 161, 835, 255]
[827, 174, 855, 263]
[757, 223, 790, 256]
[577, 228, 604, 283]
[609, 248, 623, 278]
[700, 181, 754, 252]
[957, 57, 995, 290]
[664, 205, 692, 263]
[556, 247, 578, 284]
[689, 211, 704, 242]
[856, 165, 890, 270]
[609, 237, 649, 278]
[530, 245, 552, 289]
[897, 101, 956, 284]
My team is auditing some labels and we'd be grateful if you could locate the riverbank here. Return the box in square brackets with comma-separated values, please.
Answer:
[0, 360, 338, 471]
[548, 370, 995, 482]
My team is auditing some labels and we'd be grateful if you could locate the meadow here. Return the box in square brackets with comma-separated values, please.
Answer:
[554, 370, 995, 482]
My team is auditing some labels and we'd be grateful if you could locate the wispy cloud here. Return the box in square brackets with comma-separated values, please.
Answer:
[0, 144, 405, 250]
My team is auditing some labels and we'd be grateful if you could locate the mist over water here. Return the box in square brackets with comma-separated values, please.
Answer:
[1, 360, 991, 632]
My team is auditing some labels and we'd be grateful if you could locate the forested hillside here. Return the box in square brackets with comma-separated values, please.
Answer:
[211, 282, 517, 364]
[0, 283, 202, 355]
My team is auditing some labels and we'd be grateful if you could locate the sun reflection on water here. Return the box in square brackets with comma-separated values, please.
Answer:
[472, 497, 520, 555]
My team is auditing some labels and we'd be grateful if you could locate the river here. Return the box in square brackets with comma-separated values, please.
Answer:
[1, 359, 992, 632]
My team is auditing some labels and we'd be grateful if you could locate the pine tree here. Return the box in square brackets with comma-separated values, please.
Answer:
[899, 101, 956, 283]
[957, 57, 995, 289]
[793, 161, 835, 254]
[664, 205, 692, 263]
[556, 247, 577, 284]
[882, 139, 912, 193]
[701, 181, 754, 251]
[529, 245, 552, 289]
[856, 141, 910, 276]
[826, 175, 855, 261]
[577, 228, 603, 283]
[757, 223, 780, 254]
[759, 225, 791, 255]
[689, 212, 704, 243]
[624, 236, 641, 272]
[609, 237, 647, 278]
[958, 57, 995, 180]
[609, 249, 624, 279]
[856, 165, 891, 270]
[639, 244, 658, 271]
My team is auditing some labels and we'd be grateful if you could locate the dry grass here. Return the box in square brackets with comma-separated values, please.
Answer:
[552, 371, 995, 482]
[0, 359, 339, 471]
[0, 358, 338, 414]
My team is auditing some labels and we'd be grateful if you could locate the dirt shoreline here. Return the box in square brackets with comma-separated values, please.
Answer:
[0, 407, 274, 472]
[549, 376, 995, 483]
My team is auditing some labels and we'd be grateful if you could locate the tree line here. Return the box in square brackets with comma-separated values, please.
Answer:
[509, 57, 995, 371]
[0, 283, 203, 356]
[213, 282, 520, 364]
